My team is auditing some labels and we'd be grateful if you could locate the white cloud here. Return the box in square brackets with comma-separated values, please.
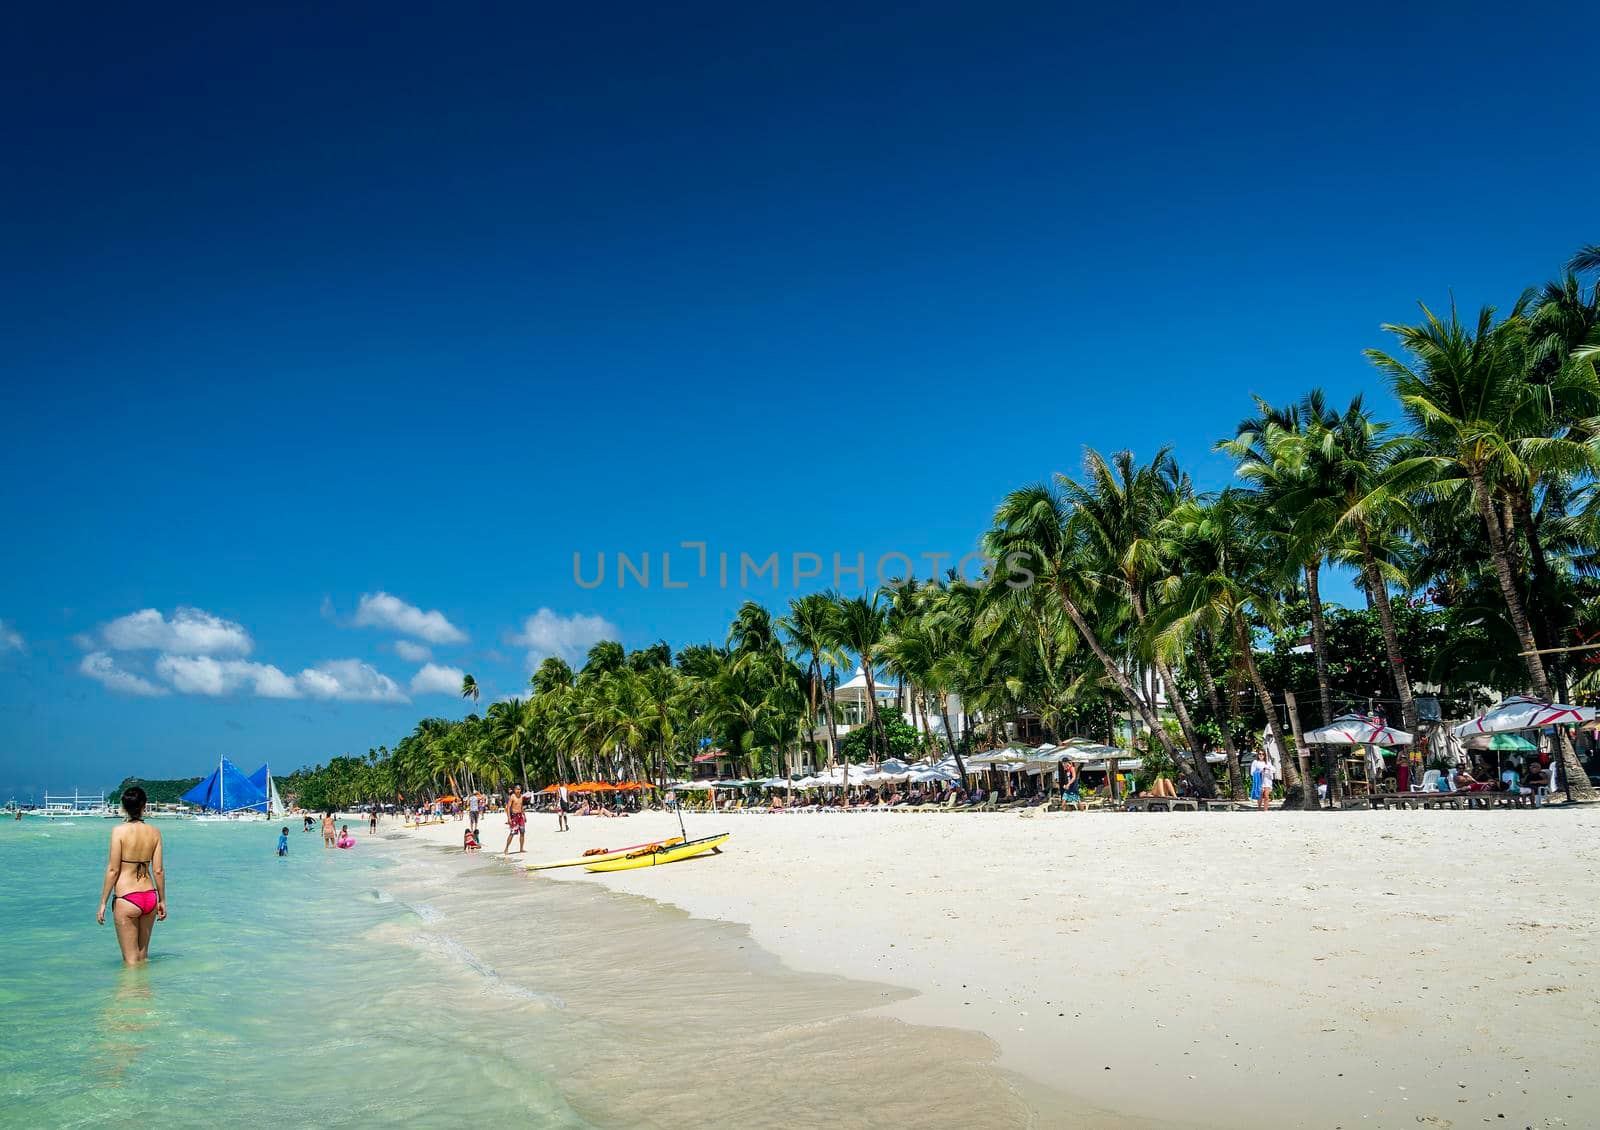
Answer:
[98, 607, 253, 656]
[410, 662, 466, 696]
[80, 652, 169, 697]
[509, 608, 618, 668]
[297, 659, 409, 703]
[352, 592, 467, 644]
[393, 639, 432, 662]
[0, 619, 22, 652]
[155, 654, 300, 699]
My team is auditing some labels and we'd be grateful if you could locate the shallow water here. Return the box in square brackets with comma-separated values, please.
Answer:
[0, 818, 1071, 1128]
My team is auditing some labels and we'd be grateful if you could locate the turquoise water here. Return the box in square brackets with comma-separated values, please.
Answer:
[0, 818, 586, 1128]
[1, 818, 1062, 1128]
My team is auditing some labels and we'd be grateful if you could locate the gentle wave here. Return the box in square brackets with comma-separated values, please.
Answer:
[407, 931, 567, 1010]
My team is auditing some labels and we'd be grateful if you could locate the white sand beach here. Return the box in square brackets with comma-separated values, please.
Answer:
[395, 805, 1600, 1129]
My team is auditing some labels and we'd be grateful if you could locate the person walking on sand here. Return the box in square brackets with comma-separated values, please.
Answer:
[1060, 760, 1085, 812]
[322, 811, 336, 847]
[468, 789, 482, 835]
[503, 785, 527, 856]
[96, 786, 166, 965]
[556, 782, 570, 832]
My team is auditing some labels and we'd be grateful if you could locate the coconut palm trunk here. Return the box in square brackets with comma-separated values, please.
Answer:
[1303, 560, 1342, 805]
[1192, 647, 1242, 799]
[1234, 617, 1299, 796]
[1129, 593, 1216, 795]
[1468, 470, 1597, 800]
[1056, 583, 1188, 768]
[824, 670, 842, 769]
[1359, 542, 1418, 736]
[1151, 655, 1217, 796]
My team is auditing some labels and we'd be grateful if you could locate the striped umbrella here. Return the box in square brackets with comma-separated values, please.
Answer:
[1452, 695, 1596, 737]
[1301, 713, 1413, 747]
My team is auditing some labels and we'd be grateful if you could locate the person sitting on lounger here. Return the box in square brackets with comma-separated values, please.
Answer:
[1134, 776, 1178, 799]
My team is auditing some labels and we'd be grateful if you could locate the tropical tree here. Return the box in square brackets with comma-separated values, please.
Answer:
[1156, 490, 1315, 806]
[986, 482, 1193, 783]
[829, 592, 889, 761]
[780, 592, 846, 768]
[1372, 299, 1599, 798]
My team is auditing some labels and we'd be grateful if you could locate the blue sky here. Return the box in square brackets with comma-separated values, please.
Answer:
[2, 2, 1596, 798]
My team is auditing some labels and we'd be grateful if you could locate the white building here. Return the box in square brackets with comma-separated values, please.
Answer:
[811, 667, 966, 759]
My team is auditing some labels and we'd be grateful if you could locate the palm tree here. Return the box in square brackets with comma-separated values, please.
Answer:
[1155, 491, 1310, 802]
[779, 592, 845, 769]
[1061, 447, 1217, 795]
[986, 483, 1191, 779]
[1220, 393, 1340, 730]
[830, 592, 889, 762]
[1570, 245, 1600, 274]
[1372, 299, 1599, 799]
[460, 673, 480, 710]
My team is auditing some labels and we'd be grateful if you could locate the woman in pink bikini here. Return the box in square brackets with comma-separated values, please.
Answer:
[96, 786, 166, 964]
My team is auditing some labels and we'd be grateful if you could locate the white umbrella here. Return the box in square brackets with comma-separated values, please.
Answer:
[1047, 741, 1129, 764]
[1452, 695, 1597, 737]
[966, 749, 1024, 767]
[1302, 713, 1413, 747]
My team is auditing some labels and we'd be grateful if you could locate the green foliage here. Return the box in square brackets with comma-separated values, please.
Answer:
[839, 716, 924, 762]
[115, 776, 202, 805]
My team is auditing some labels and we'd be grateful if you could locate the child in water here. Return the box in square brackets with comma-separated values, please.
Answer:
[463, 826, 480, 852]
[277, 827, 289, 857]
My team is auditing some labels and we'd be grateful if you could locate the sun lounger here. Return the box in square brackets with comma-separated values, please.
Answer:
[1125, 795, 1202, 812]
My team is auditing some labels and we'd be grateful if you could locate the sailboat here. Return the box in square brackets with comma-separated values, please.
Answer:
[246, 763, 287, 818]
[181, 757, 268, 821]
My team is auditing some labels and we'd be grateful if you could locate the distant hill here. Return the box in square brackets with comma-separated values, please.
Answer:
[115, 776, 203, 805]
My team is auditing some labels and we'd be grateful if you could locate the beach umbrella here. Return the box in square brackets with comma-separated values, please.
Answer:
[1301, 713, 1413, 747]
[1452, 695, 1597, 737]
[1056, 739, 1132, 765]
[966, 749, 1024, 768]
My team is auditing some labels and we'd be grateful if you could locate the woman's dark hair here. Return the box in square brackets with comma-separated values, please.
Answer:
[121, 786, 148, 820]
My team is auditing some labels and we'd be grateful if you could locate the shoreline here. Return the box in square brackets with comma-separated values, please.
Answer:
[364, 822, 1138, 1128]
[392, 805, 1600, 1129]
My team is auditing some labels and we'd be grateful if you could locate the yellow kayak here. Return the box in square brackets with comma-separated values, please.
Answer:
[584, 833, 729, 872]
[527, 835, 684, 871]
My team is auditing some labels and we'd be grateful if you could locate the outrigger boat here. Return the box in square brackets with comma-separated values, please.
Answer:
[583, 833, 729, 872]
[25, 790, 105, 820]
[527, 835, 685, 871]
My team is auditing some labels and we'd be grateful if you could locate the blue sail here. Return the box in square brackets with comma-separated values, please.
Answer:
[179, 758, 267, 812]
[245, 765, 270, 813]
[245, 764, 285, 814]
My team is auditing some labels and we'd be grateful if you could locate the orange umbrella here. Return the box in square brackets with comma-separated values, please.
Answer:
[436, 795, 460, 803]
